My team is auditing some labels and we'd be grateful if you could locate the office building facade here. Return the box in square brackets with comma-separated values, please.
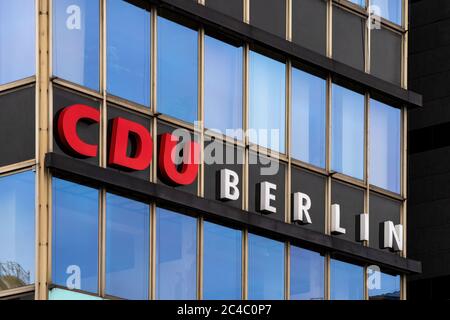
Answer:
[0, 0, 421, 300]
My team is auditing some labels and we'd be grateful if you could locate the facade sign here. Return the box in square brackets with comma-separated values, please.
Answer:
[55, 104, 403, 253]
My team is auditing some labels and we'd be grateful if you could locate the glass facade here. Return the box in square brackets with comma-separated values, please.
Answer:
[106, 193, 150, 300]
[53, 0, 100, 91]
[157, 17, 198, 123]
[330, 259, 364, 300]
[248, 234, 285, 300]
[370, 99, 401, 193]
[291, 68, 326, 168]
[0, 171, 35, 291]
[368, 270, 401, 300]
[0, 0, 35, 85]
[52, 178, 99, 293]
[290, 247, 325, 300]
[332, 84, 365, 180]
[203, 222, 242, 300]
[156, 208, 197, 300]
[372, 0, 402, 25]
[0, 0, 412, 301]
[204, 35, 243, 139]
[107, 0, 151, 106]
[249, 51, 286, 153]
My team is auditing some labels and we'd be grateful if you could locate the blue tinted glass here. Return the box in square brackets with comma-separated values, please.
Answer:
[0, 171, 35, 290]
[332, 84, 365, 180]
[0, 0, 35, 85]
[52, 178, 99, 293]
[156, 208, 197, 300]
[330, 259, 364, 300]
[292, 68, 326, 168]
[370, 99, 401, 193]
[107, 0, 150, 106]
[372, 0, 402, 25]
[290, 246, 324, 300]
[106, 193, 149, 300]
[369, 271, 400, 300]
[249, 51, 286, 153]
[203, 222, 242, 300]
[248, 234, 284, 300]
[348, 0, 365, 7]
[158, 17, 197, 123]
[204, 36, 243, 139]
[53, 0, 100, 90]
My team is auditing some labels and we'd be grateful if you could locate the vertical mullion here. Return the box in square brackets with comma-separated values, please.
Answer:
[365, 0, 371, 74]
[285, 242, 290, 300]
[326, 0, 333, 58]
[150, 203, 157, 300]
[364, 93, 370, 247]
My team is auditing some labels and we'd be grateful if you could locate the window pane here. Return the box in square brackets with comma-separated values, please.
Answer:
[52, 178, 99, 293]
[0, 0, 35, 85]
[203, 222, 242, 300]
[156, 208, 197, 299]
[107, 0, 150, 106]
[332, 84, 365, 180]
[53, 0, 100, 90]
[348, 0, 365, 7]
[204, 36, 243, 139]
[248, 234, 284, 300]
[290, 247, 324, 300]
[158, 17, 197, 123]
[330, 259, 364, 300]
[372, 0, 402, 25]
[368, 270, 400, 300]
[370, 99, 401, 193]
[0, 171, 35, 291]
[249, 51, 286, 153]
[292, 68, 326, 168]
[106, 193, 149, 300]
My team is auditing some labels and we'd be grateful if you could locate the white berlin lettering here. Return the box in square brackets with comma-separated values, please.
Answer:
[217, 169, 404, 253]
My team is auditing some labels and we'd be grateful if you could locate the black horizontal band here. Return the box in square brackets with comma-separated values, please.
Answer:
[45, 152, 421, 274]
[145, 0, 422, 108]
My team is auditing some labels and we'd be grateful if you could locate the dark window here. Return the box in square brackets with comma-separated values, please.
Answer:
[0, 171, 35, 292]
[291, 167, 326, 233]
[333, 6, 365, 71]
[292, 0, 327, 55]
[331, 181, 365, 243]
[205, 0, 243, 21]
[53, 0, 100, 91]
[203, 222, 242, 300]
[369, 193, 401, 251]
[107, 0, 151, 106]
[53, 86, 101, 166]
[250, 0, 286, 39]
[52, 178, 99, 293]
[248, 152, 286, 222]
[106, 193, 150, 300]
[0, 86, 35, 167]
[0, 0, 35, 85]
[371, 27, 402, 85]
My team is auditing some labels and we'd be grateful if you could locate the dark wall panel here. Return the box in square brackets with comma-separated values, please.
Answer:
[107, 105, 152, 180]
[248, 152, 286, 222]
[371, 27, 402, 85]
[53, 86, 100, 166]
[369, 193, 401, 251]
[292, 0, 327, 55]
[291, 166, 326, 233]
[204, 139, 244, 209]
[331, 180, 365, 243]
[205, 0, 243, 21]
[0, 85, 35, 167]
[250, 0, 286, 39]
[333, 5, 365, 71]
